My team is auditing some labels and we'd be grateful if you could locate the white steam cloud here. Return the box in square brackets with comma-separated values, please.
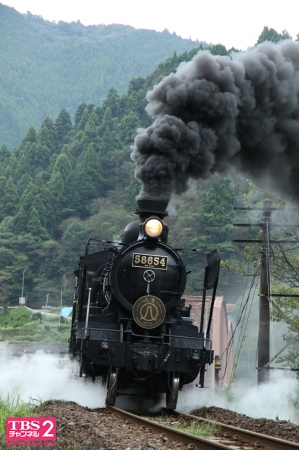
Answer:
[0, 351, 106, 408]
[2, 351, 298, 424]
[178, 371, 299, 423]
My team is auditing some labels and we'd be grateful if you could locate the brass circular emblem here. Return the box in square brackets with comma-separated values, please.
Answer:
[132, 295, 166, 329]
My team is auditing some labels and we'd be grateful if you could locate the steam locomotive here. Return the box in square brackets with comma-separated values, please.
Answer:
[69, 199, 220, 409]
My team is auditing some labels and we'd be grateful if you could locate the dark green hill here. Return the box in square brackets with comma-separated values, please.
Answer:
[0, 44, 241, 306]
[0, 3, 205, 149]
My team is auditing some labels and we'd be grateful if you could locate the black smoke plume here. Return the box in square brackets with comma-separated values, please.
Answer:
[131, 40, 299, 203]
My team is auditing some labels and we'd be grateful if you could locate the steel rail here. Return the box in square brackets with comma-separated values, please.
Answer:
[106, 405, 241, 449]
[172, 410, 299, 450]
[107, 405, 299, 450]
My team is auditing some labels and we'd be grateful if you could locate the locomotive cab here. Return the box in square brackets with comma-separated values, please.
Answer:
[69, 199, 220, 409]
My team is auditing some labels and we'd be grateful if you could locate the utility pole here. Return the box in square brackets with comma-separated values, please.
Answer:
[19, 268, 27, 306]
[21, 269, 27, 298]
[233, 200, 273, 385]
[234, 201, 299, 384]
[257, 200, 272, 384]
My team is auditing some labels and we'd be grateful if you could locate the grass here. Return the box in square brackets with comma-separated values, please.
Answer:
[0, 395, 45, 450]
[155, 415, 220, 439]
[0, 307, 33, 328]
[0, 395, 42, 435]
[0, 307, 70, 343]
[180, 420, 219, 438]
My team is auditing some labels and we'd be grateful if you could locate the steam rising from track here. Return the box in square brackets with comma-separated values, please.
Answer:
[131, 40, 299, 203]
[0, 350, 106, 408]
[1, 350, 298, 422]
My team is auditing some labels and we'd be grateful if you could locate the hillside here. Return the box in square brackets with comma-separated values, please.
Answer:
[0, 19, 297, 376]
[0, 3, 204, 149]
[0, 24, 290, 308]
[0, 43, 243, 307]
[0, 307, 69, 343]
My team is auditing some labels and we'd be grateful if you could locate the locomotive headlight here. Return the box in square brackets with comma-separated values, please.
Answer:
[144, 218, 163, 238]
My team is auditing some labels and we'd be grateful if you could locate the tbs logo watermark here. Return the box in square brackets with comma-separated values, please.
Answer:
[6, 417, 56, 446]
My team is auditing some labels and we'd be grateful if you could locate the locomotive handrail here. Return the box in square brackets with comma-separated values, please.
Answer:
[84, 288, 92, 338]
[80, 326, 212, 343]
[160, 290, 183, 295]
[84, 237, 127, 246]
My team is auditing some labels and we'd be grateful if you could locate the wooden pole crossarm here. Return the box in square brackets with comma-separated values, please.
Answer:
[259, 294, 299, 333]
[271, 294, 299, 297]
[233, 240, 298, 243]
[263, 332, 299, 368]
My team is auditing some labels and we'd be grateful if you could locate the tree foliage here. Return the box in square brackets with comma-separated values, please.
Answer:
[256, 26, 292, 45]
[0, 3, 205, 149]
[227, 182, 299, 372]
[3, 25, 296, 316]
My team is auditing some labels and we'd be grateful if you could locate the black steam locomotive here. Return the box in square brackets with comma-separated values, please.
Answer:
[69, 199, 220, 409]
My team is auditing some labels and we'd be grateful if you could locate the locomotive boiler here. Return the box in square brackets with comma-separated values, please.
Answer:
[69, 199, 220, 409]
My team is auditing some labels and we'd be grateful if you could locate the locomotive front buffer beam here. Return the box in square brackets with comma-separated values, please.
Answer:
[76, 327, 213, 375]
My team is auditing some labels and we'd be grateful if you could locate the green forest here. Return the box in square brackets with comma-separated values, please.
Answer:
[1, 14, 299, 373]
[0, 23, 297, 310]
[0, 38, 248, 308]
[0, 3, 206, 149]
[0, 25, 291, 301]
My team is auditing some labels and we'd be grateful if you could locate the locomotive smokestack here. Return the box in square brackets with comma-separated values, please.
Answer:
[136, 198, 168, 219]
[131, 40, 299, 204]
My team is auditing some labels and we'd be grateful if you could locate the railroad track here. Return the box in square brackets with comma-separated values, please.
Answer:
[106, 405, 299, 450]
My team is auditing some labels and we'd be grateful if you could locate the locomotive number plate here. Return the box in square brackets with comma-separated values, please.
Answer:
[132, 253, 168, 270]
